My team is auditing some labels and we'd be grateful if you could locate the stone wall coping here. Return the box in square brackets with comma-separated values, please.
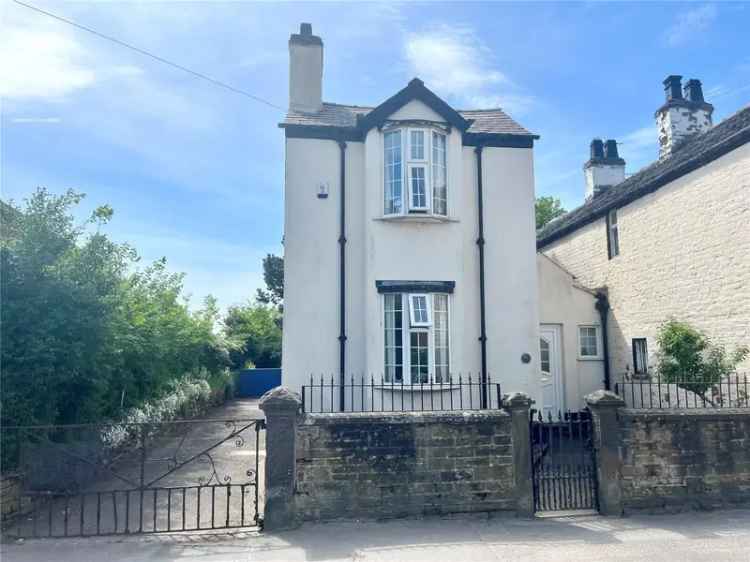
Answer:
[300, 409, 510, 426]
[585, 389, 626, 407]
[259, 386, 302, 412]
[620, 408, 750, 421]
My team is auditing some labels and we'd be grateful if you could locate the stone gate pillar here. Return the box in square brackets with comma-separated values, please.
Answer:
[259, 386, 302, 531]
[503, 392, 534, 517]
[586, 390, 625, 516]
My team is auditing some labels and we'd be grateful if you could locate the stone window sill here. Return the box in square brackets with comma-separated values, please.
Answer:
[373, 214, 459, 224]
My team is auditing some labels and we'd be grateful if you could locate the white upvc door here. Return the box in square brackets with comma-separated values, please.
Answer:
[539, 325, 564, 418]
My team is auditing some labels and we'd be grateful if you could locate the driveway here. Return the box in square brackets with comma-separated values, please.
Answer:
[3, 509, 750, 561]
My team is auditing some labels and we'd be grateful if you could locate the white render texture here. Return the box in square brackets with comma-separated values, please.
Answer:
[289, 41, 323, 113]
[657, 105, 712, 160]
[537, 254, 605, 410]
[543, 143, 750, 377]
[584, 163, 625, 201]
[282, 99, 541, 405]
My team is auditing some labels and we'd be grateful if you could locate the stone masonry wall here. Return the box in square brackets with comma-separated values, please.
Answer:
[619, 409, 750, 512]
[544, 144, 750, 377]
[295, 410, 515, 521]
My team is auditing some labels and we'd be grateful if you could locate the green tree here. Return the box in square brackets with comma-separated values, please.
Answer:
[656, 320, 748, 396]
[255, 254, 283, 306]
[535, 196, 567, 230]
[223, 302, 282, 369]
[0, 188, 230, 432]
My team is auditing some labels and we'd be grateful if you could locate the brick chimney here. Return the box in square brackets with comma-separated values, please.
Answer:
[584, 139, 626, 201]
[655, 75, 713, 160]
[289, 23, 323, 113]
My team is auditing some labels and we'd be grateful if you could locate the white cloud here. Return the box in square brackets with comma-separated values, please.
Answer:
[0, 28, 95, 99]
[403, 25, 534, 115]
[664, 4, 717, 47]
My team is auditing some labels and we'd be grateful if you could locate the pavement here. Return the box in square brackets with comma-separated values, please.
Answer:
[3, 509, 750, 562]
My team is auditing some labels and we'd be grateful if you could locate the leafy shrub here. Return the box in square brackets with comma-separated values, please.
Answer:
[1, 189, 232, 430]
[656, 320, 748, 396]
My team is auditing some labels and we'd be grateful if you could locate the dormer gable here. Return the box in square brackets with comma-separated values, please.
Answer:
[357, 78, 471, 133]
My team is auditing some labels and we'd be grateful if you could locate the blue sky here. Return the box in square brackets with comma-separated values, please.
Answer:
[2, 1, 749, 310]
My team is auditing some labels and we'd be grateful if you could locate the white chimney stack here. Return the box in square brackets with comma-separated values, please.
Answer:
[655, 75, 713, 160]
[289, 23, 323, 114]
[584, 139, 625, 201]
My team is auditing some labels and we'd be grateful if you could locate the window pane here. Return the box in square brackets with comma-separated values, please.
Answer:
[433, 294, 450, 383]
[633, 338, 648, 374]
[384, 294, 403, 382]
[410, 294, 429, 325]
[609, 210, 620, 257]
[384, 130, 403, 215]
[410, 331, 429, 384]
[540, 338, 550, 373]
[410, 166, 426, 209]
[410, 130, 424, 160]
[579, 327, 599, 357]
[432, 132, 447, 216]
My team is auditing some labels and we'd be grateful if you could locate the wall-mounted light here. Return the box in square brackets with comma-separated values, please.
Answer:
[317, 182, 329, 199]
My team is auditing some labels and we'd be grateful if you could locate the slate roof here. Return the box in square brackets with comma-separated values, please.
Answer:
[281, 103, 535, 136]
[537, 104, 750, 249]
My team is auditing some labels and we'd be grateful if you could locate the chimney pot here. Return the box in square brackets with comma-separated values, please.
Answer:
[590, 139, 604, 159]
[663, 75, 683, 101]
[656, 75, 714, 159]
[300, 23, 312, 35]
[584, 138, 625, 201]
[684, 79, 705, 103]
[604, 139, 619, 160]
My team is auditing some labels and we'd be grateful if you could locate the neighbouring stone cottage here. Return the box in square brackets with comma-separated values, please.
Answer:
[537, 76, 750, 381]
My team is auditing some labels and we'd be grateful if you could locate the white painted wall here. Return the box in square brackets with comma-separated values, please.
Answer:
[282, 99, 541, 406]
[537, 254, 605, 410]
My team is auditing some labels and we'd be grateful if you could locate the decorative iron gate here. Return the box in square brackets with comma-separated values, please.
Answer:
[530, 409, 598, 512]
[2, 418, 265, 538]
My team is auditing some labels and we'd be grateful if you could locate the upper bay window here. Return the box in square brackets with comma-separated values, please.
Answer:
[384, 292, 450, 384]
[384, 127, 448, 217]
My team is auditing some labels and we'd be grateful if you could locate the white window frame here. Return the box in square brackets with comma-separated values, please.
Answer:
[383, 292, 450, 385]
[382, 126, 447, 217]
[383, 129, 404, 217]
[408, 294, 431, 327]
[578, 325, 603, 360]
[408, 129, 428, 163]
[407, 164, 430, 212]
[431, 131, 448, 216]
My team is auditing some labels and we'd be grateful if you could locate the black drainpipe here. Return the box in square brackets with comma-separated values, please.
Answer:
[475, 145, 488, 409]
[338, 140, 348, 411]
[595, 292, 611, 391]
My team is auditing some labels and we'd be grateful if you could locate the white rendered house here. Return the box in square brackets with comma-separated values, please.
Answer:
[280, 24, 543, 410]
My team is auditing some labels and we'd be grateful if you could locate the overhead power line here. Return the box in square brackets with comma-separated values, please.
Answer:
[12, 0, 286, 112]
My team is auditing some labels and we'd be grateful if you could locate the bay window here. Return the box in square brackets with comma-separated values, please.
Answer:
[384, 127, 448, 216]
[384, 292, 450, 384]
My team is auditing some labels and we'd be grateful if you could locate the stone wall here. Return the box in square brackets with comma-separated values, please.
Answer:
[544, 143, 750, 376]
[619, 409, 750, 512]
[294, 410, 516, 521]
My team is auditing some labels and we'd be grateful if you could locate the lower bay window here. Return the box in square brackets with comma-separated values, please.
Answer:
[384, 292, 450, 384]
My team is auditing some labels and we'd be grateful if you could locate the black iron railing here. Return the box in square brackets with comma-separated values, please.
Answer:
[301, 374, 502, 413]
[615, 372, 749, 409]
